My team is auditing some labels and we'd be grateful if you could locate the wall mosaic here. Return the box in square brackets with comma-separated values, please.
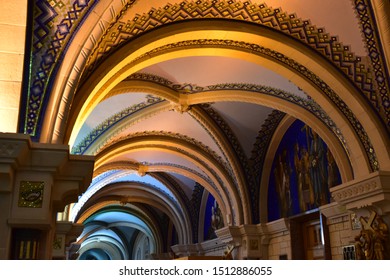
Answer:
[203, 194, 224, 241]
[268, 119, 341, 221]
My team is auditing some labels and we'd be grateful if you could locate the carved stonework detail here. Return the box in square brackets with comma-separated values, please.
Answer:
[332, 181, 378, 201]
[0, 143, 16, 156]
[354, 211, 388, 260]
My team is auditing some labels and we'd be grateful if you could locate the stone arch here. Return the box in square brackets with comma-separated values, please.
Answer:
[56, 20, 388, 176]
[76, 203, 164, 256]
[94, 133, 242, 224]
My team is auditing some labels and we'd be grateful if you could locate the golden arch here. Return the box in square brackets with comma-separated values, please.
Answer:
[54, 20, 389, 177]
[81, 79, 353, 183]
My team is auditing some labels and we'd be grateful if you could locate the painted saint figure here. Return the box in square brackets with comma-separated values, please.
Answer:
[274, 149, 292, 217]
[294, 143, 315, 212]
[211, 200, 224, 231]
[309, 131, 326, 207]
[294, 143, 306, 212]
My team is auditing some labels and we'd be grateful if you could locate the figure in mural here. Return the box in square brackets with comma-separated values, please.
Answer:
[301, 147, 315, 208]
[269, 120, 341, 221]
[326, 149, 338, 189]
[308, 130, 326, 207]
[294, 143, 306, 212]
[274, 149, 292, 217]
[211, 200, 224, 231]
[294, 143, 315, 212]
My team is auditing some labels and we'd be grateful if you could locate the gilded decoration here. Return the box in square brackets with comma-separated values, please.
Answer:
[18, 181, 44, 208]
[354, 211, 389, 260]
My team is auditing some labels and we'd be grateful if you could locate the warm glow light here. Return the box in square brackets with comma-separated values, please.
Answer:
[0, 0, 26, 133]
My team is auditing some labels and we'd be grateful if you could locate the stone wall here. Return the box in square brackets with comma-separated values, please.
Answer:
[327, 213, 354, 260]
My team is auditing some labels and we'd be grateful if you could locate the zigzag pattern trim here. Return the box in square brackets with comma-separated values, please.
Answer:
[354, 0, 390, 126]
[25, 0, 98, 138]
[249, 110, 285, 222]
[71, 95, 163, 154]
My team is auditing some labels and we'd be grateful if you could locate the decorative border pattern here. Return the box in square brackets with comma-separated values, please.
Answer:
[332, 181, 378, 201]
[23, 0, 98, 139]
[199, 104, 257, 222]
[71, 95, 163, 154]
[249, 110, 286, 222]
[354, 0, 390, 126]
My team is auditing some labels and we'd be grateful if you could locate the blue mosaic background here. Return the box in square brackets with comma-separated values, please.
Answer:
[268, 120, 341, 221]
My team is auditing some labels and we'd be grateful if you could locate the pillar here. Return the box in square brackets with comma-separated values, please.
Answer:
[0, 133, 94, 259]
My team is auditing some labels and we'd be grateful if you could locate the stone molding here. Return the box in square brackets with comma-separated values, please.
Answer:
[331, 171, 390, 213]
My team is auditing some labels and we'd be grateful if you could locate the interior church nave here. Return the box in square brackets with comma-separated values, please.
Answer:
[0, 0, 389, 260]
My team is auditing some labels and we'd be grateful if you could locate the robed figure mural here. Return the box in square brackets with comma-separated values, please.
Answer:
[268, 120, 341, 221]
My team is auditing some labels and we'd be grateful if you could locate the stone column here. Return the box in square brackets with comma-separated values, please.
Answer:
[0, 133, 94, 259]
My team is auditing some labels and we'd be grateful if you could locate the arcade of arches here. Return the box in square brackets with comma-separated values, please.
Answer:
[0, 0, 389, 260]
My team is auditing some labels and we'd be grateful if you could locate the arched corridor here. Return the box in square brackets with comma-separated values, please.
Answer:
[0, 0, 389, 260]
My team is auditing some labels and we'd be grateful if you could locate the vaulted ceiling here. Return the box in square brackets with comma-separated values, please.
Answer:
[21, 0, 390, 259]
